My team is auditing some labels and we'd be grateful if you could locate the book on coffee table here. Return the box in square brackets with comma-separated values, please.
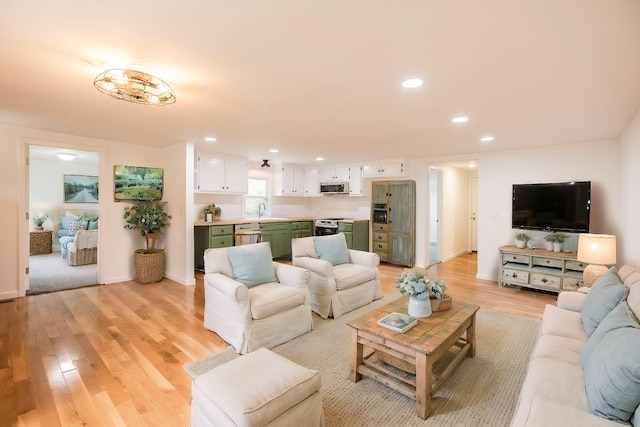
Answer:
[377, 312, 418, 333]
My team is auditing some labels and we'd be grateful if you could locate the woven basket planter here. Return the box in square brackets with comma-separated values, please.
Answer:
[134, 249, 164, 284]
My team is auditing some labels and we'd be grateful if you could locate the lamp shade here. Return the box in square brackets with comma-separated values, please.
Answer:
[577, 234, 616, 265]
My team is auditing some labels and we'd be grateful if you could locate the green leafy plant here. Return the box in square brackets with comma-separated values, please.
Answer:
[33, 213, 48, 227]
[123, 202, 171, 236]
[395, 270, 447, 300]
[544, 233, 567, 243]
[514, 232, 531, 242]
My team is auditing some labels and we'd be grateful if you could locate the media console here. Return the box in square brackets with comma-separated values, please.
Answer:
[499, 246, 586, 293]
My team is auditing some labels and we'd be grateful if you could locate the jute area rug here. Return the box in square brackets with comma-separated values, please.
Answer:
[185, 296, 540, 426]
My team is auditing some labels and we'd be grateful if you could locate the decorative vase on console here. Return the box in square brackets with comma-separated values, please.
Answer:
[395, 270, 448, 319]
[515, 232, 531, 249]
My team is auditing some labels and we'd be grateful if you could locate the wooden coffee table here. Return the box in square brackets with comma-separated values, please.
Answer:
[348, 296, 480, 420]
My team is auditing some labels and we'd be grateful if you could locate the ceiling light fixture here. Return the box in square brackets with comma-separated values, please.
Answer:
[205, 137, 217, 142]
[261, 160, 271, 169]
[451, 116, 469, 124]
[57, 152, 77, 161]
[480, 136, 495, 142]
[269, 149, 279, 153]
[402, 78, 423, 88]
[94, 69, 176, 106]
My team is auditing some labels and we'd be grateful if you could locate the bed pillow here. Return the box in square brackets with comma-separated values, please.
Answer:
[227, 242, 277, 287]
[582, 302, 640, 421]
[581, 267, 628, 336]
[313, 233, 349, 266]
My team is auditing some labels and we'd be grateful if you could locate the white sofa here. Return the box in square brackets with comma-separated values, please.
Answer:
[291, 233, 381, 319]
[511, 265, 640, 427]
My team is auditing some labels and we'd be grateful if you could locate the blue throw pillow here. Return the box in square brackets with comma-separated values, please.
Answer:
[61, 214, 82, 230]
[87, 217, 99, 230]
[582, 302, 640, 421]
[581, 267, 628, 336]
[313, 233, 349, 266]
[227, 242, 277, 287]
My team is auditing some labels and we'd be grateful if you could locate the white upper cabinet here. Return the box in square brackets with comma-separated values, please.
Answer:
[362, 161, 405, 178]
[281, 165, 304, 195]
[196, 154, 248, 193]
[319, 167, 350, 182]
[303, 169, 319, 196]
[349, 165, 363, 196]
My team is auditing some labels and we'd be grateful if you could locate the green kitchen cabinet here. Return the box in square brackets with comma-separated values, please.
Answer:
[339, 221, 369, 251]
[372, 182, 389, 204]
[291, 221, 312, 239]
[194, 225, 234, 269]
[259, 222, 292, 259]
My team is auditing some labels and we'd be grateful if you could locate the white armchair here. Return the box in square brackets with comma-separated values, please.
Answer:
[203, 242, 313, 354]
[66, 229, 98, 266]
[291, 233, 381, 319]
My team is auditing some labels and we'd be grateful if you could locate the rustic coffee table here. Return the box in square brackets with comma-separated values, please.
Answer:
[348, 296, 480, 420]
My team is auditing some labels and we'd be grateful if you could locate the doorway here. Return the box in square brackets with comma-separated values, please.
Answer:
[27, 145, 100, 295]
[428, 168, 442, 266]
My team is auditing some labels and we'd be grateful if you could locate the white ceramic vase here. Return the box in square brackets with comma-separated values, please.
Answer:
[408, 295, 432, 318]
[516, 240, 526, 248]
[545, 241, 553, 251]
[553, 242, 562, 252]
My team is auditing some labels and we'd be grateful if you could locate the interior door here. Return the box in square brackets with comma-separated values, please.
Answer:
[429, 168, 442, 266]
[470, 175, 478, 252]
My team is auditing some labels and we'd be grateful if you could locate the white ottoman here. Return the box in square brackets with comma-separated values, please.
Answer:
[191, 348, 324, 427]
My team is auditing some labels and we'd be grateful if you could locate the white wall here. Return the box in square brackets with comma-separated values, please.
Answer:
[476, 140, 620, 281]
[619, 109, 640, 266]
[0, 123, 192, 300]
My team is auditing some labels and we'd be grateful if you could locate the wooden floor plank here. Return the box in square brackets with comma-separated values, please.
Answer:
[0, 253, 554, 426]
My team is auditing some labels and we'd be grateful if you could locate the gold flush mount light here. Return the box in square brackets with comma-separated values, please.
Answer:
[94, 69, 176, 106]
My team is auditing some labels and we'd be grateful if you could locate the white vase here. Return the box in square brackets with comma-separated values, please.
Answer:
[545, 241, 553, 251]
[408, 295, 432, 318]
[553, 242, 562, 252]
[516, 240, 526, 248]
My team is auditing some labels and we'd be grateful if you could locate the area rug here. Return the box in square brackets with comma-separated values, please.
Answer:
[184, 296, 540, 426]
[28, 251, 99, 295]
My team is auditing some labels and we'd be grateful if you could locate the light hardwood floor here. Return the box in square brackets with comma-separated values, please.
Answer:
[0, 253, 555, 426]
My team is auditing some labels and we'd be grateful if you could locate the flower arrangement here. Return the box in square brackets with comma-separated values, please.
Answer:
[395, 270, 447, 300]
[544, 233, 567, 243]
[515, 232, 531, 242]
[123, 202, 171, 236]
[33, 213, 48, 229]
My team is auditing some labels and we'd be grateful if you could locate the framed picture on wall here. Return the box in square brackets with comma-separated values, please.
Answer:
[63, 175, 99, 203]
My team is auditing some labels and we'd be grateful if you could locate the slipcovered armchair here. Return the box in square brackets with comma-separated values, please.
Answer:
[291, 233, 381, 319]
[203, 242, 313, 354]
[66, 229, 98, 266]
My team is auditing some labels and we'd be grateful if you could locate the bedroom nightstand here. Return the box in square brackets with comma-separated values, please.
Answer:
[30, 230, 53, 256]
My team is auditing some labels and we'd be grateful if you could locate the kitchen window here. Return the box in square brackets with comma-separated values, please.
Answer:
[244, 178, 269, 218]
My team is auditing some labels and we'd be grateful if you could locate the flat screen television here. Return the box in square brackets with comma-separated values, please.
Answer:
[114, 165, 163, 201]
[512, 181, 591, 233]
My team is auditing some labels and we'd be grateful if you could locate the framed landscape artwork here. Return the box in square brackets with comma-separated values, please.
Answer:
[113, 165, 164, 201]
[64, 175, 99, 203]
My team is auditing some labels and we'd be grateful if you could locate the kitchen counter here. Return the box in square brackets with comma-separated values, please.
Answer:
[194, 217, 368, 226]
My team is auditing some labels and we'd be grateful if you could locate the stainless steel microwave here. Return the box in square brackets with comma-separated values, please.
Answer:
[319, 182, 349, 194]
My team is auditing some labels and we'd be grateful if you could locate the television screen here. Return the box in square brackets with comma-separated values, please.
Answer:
[114, 165, 163, 201]
[512, 181, 590, 233]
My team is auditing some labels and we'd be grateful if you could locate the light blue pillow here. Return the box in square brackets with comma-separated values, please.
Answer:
[582, 302, 640, 421]
[227, 242, 277, 287]
[61, 214, 82, 230]
[87, 217, 99, 230]
[581, 267, 627, 337]
[313, 233, 349, 266]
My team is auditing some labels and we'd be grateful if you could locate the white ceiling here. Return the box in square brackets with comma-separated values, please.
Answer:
[2, 1, 639, 165]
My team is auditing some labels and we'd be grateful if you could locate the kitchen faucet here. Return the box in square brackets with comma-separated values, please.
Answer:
[258, 202, 266, 218]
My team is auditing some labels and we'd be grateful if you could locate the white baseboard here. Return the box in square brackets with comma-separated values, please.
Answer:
[0, 290, 19, 301]
[165, 272, 195, 286]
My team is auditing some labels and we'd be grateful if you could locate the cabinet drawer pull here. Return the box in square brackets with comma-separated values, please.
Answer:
[511, 273, 518, 278]
[542, 278, 548, 283]
[512, 256, 517, 260]
[545, 260, 551, 264]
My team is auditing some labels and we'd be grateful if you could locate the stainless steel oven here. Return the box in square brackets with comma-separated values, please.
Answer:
[372, 203, 388, 224]
[315, 219, 340, 235]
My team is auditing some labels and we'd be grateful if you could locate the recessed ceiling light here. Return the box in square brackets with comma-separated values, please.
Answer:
[204, 137, 216, 142]
[316, 157, 324, 161]
[468, 163, 477, 168]
[451, 116, 469, 124]
[402, 78, 423, 88]
[480, 136, 495, 142]
[57, 152, 77, 161]
[269, 149, 279, 153]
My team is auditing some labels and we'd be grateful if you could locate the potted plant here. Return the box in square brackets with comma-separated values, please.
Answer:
[543, 234, 556, 251]
[514, 232, 531, 248]
[124, 202, 171, 283]
[33, 213, 48, 230]
[550, 233, 568, 252]
[394, 270, 450, 318]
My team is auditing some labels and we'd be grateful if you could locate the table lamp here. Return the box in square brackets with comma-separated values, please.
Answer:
[577, 234, 616, 287]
